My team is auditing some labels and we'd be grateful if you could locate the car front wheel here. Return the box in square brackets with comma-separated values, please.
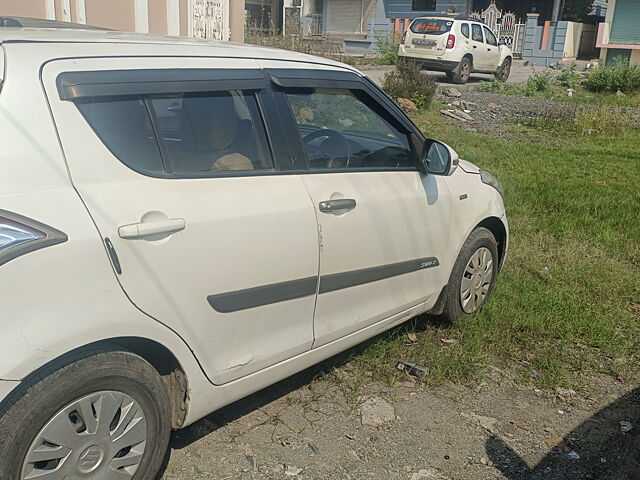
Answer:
[0, 349, 172, 480]
[439, 227, 499, 323]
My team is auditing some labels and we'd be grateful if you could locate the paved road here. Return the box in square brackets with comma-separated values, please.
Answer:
[359, 60, 548, 88]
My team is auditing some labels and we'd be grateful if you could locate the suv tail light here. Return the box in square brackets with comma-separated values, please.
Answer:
[402, 29, 408, 44]
[446, 34, 456, 49]
[0, 210, 67, 266]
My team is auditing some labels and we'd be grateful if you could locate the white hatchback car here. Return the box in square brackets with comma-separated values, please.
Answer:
[399, 16, 513, 84]
[0, 26, 508, 479]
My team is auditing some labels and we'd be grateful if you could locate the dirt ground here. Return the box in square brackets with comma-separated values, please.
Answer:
[161, 357, 638, 480]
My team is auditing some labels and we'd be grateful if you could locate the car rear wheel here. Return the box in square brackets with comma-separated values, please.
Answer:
[495, 57, 512, 81]
[0, 350, 171, 480]
[438, 227, 499, 323]
[451, 57, 472, 84]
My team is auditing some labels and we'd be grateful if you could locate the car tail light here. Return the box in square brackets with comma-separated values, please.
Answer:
[0, 210, 67, 266]
[402, 29, 408, 44]
[446, 34, 456, 49]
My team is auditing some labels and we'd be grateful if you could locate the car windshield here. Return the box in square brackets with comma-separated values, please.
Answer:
[410, 18, 453, 35]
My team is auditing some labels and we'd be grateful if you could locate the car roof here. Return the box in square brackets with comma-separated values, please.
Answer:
[413, 15, 483, 23]
[0, 27, 357, 72]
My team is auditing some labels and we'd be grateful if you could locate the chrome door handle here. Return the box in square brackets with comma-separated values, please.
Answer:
[118, 218, 186, 239]
[319, 199, 356, 213]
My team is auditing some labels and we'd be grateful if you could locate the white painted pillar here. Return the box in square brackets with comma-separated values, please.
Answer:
[61, 0, 71, 21]
[167, 0, 181, 36]
[134, 0, 149, 33]
[76, 0, 86, 24]
[44, 0, 56, 20]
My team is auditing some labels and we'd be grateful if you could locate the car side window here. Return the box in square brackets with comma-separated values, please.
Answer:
[461, 23, 470, 39]
[76, 90, 273, 177]
[284, 88, 417, 170]
[149, 91, 273, 175]
[471, 24, 484, 42]
[483, 26, 498, 46]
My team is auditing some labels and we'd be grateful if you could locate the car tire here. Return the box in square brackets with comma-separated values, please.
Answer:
[0, 349, 172, 480]
[451, 57, 472, 84]
[495, 57, 512, 81]
[439, 227, 499, 323]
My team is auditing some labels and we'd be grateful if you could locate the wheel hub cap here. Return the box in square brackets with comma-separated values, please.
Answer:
[460, 247, 494, 314]
[21, 391, 148, 480]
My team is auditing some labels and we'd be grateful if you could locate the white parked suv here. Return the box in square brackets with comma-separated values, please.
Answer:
[399, 16, 513, 84]
[0, 23, 508, 479]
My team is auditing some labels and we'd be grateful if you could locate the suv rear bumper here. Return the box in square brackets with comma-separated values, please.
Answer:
[399, 55, 459, 72]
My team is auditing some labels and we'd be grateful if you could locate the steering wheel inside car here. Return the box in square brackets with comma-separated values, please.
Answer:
[303, 129, 352, 168]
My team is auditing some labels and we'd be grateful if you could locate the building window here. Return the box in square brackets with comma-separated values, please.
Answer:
[412, 0, 437, 11]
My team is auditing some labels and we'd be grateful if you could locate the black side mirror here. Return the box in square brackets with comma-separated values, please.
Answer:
[420, 139, 459, 175]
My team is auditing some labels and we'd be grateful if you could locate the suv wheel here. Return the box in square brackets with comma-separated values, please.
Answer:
[495, 57, 512, 81]
[451, 57, 472, 84]
[439, 227, 499, 323]
[0, 350, 172, 480]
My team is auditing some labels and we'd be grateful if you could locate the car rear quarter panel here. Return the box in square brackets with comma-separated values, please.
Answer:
[0, 44, 209, 403]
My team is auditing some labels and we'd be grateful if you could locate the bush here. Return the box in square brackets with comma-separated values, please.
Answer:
[525, 71, 553, 96]
[383, 61, 437, 109]
[586, 64, 640, 93]
[556, 66, 583, 89]
[375, 34, 399, 66]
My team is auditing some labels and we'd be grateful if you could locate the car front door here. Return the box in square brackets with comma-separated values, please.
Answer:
[471, 23, 488, 70]
[43, 57, 320, 385]
[483, 26, 502, 71]
[267, 68, 452, 347]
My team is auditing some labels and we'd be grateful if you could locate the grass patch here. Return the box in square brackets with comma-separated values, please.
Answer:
[346, 104, 640, 389]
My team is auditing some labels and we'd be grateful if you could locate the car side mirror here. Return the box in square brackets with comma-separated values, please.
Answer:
[420, 139, 459, 175]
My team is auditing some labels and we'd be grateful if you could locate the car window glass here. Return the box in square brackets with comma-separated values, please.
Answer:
[285, 88, 417, 170]
[149, 90, 273, 175]
[472, 24, 484, 42]
[461, 23, 470, 38]
[483, 26, 498, 46]
[410, 18, 453, 35]
[76, 96, 164, 175]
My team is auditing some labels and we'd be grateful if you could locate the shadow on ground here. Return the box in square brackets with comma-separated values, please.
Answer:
[486, 388, 639, 480]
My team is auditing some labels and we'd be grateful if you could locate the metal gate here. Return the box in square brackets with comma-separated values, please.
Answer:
[472, 2, 525, 57]
[190, 0, 229, 41]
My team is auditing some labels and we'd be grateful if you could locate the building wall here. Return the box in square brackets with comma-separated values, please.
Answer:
[383, 0, 467, 19]
[598, 0, 640, 67]
[0, 0, 46, 18]
[0, 0, 246, 40]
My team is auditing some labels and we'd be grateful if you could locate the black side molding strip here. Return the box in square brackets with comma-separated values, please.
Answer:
[319, 257, 439, 294]
[208, 276, 318, 313]
[207, 257, 439, 313]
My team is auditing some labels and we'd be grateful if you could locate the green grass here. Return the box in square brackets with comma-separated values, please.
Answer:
[342, 104, 640, 390]
[478, 78, 640, 108]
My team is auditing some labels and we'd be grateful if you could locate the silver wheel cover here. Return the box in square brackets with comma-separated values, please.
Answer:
[21, 391, 147, 480]
[460, 247, 494, 313]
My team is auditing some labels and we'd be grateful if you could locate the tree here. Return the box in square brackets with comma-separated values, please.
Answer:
[562, 0, 595, 22]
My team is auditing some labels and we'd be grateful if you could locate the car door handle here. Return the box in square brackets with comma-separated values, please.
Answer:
[473, 45, 477, 48]
[319, 199, 356, 213]
[118, 218, 186, 239]
[488, 48, 492, 51]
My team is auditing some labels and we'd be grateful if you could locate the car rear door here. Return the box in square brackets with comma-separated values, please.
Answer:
[470, 23, 489, 70]
[42, 57, 320, 385]
[264, 65, 453, 347]
[483, 26, 502, 71]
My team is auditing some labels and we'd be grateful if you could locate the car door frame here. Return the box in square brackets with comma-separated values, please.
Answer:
[263, 67, 453, 346]
[470, 22, 488, 71]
